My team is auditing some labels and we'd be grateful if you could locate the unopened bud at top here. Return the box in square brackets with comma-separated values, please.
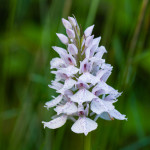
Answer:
[62, 18, 72, 29]
[68, 16, 77, 27]
[56, 33, 68, 45]
[66, 29, 75, 39]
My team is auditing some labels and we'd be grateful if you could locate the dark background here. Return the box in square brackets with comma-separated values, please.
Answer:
[0, 0, 150, 150]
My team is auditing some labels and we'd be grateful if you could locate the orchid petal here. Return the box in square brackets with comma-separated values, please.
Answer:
[57, 65, 79, 77]
[68, 16, 76, 26]
[44, 94, 63, 109]
[89, 57, 105, 66]
[55, 102, 78, 115]
[48, 80, 63, 91]
[79, 58, 92, 73]
[79, 72, 99, 85]
[95, 46, 107, 59]
[68, 44, 78, 55]
[66, 29, 75, 39]
[96, 69, 108, 79]
[76, 80, 89, 89]
[101, 71, 111, 82]
[97, 112, 112, 120]
[69, 88, 96, 104]
[50, 58, 65, 69]
[101, 63, 113, 71]
[91, 98, 114, 114]
[92, 81, 117, 95]
[64, 54, 77, 66]
[109, 109, 127, 120]
[92, 37, 101, 49]
[56, 33, 68, 45]
[52, 46, 67, 57]
[58, 78, 76, 94]
[42, 115, 67, 129]
[71, 117, 98, 135]
[85, 35, 94, 47]
[84, 25, 94, 37]
[62, 18, 72, 29]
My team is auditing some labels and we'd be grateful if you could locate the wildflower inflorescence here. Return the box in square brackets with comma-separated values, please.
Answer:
[42, 16, 127, 135]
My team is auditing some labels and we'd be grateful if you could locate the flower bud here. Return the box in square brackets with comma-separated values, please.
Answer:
[62, 18, 72, 29]
[56, 33, 68, 45]
[66, 29, 75, 39]
[68, 16, 76, 26]
[68, 44, 78, 55]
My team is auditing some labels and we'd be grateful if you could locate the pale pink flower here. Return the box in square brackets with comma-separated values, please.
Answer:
[42, 16, 127, 136]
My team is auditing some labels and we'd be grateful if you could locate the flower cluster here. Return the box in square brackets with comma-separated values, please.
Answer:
[42, 16, 127, 135]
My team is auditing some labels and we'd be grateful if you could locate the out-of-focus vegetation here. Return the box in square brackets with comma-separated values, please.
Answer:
[0, 0, 150, 150]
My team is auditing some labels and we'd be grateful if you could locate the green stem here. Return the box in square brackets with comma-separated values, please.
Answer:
[84, 134, 91, 150]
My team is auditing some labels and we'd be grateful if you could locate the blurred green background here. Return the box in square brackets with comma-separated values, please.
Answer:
[0, 0, 150, 150]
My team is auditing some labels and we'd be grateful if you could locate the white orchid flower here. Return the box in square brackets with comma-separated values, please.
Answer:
[42, 16, 127, 136]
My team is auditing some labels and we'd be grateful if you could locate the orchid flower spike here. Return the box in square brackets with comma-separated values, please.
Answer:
[42, 16, 127, 136]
